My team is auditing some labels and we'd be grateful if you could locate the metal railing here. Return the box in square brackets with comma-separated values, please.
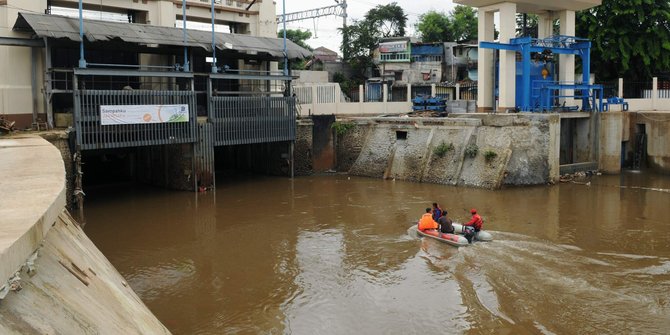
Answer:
[435, 85, 454, 100]
[209, 96, 296, 146]
[379, 53, 411, 62]
[624, 81, 652, 99]
[293, 83, 348, 104]
[600, 80, 619, 98]
[459, 82, 478, 101]
[388, 88, 408, 102]
[74, 90, 197, 150]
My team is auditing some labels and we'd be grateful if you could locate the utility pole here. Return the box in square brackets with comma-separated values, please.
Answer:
[341, 0, 348, 60]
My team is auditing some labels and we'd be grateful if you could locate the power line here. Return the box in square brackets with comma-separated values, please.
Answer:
[277, 2, 346, 24]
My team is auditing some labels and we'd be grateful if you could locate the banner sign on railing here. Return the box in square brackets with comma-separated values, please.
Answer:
[100, 104, 189, 125]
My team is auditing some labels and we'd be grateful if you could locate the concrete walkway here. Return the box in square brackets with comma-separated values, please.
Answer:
[0, 135, 65, 286]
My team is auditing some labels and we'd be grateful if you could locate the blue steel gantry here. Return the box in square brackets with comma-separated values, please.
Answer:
[480, 35, 603, 112]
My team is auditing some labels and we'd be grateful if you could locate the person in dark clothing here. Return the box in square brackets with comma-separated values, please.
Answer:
[438, 210, 454, 234]
[432, 202, 443, 221]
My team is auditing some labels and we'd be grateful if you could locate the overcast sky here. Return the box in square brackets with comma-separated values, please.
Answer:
[277, 0, 459, 55]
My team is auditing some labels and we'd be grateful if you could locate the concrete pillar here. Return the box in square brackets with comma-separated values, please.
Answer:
[618, 78, 624, 98]
[383, 83, 388, 102]
[477, 9, 495, 111]
[537, 13, 554, 39]
[548, 114, 560, 183]
[498, 2, 517, 111]
[652, 77, 658, 110]
[407, 84, 412, 102]
[359, 84, 364, 113]
[312, 85, 318, 115]
[599, 112, 623, 173]
[559, 10, 576, 102]
[456, 83, 461, 101]
[335, 83, 341, 114]
[431, 83, 436, 97]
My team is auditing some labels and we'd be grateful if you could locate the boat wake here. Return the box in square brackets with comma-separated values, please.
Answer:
[418, 231, 670, 334]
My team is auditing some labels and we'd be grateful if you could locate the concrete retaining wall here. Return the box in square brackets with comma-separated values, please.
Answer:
[339, 114, 559, 189]
[0, 136, 170, 334]
[625, 111, 670, 173]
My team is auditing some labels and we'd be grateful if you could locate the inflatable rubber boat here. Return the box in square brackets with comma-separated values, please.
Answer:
[416, 226, 470, 247]
[452, 223, 493, 242]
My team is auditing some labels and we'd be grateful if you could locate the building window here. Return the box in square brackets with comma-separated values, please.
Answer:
[394, 71, 403, 81]
[396, 131, 408, 140]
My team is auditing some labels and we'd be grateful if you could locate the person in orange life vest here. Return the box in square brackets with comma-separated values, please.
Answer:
[431, 202, 443, 221]
[464, 208, 483, 232]
[418, 208, 438, 231]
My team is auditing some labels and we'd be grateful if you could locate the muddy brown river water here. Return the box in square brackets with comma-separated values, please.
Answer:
[85, 172, 670, 334]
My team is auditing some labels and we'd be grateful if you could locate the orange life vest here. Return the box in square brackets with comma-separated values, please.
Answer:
[418, 213, 438, 231]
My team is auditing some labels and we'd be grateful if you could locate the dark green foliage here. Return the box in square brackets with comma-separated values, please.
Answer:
[340, 3, 407, 77]
[416, 11, 451, 43]
[278, 29, 313, 51]
[333, 72, 362, 98]
[451, 6, 478, 42]
[484, 150, 498, 162]
[332, 122, 356, 136]
[341, 3, 407, 61]
[576, 0, 670, 81]
[465, 143, 478, 158]
[364, 2, 408, 38]
[433, 141, 455, 158]
[278, 29, 312, 70]
[415, 6, 477, 43]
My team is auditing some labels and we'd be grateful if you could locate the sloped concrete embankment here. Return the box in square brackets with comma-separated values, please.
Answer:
[0, 135, 169, 334]
[343, 114, 559, 189]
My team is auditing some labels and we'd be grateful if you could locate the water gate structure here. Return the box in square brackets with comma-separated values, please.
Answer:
[11, 11, 309, 193]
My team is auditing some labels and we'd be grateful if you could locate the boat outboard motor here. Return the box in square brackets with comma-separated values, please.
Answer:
[463, 226, 475, 244]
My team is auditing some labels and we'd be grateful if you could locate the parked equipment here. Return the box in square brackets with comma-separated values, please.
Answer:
[412, 94, 447, 113]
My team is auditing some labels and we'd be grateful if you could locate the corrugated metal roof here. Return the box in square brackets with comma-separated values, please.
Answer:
[13, 12, 311, 59]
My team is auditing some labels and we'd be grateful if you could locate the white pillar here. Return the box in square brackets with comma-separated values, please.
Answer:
[359, 84, 364, 113]
[456, 83, 461, 101]
[559, 10, 576, 103]
[407, 84, 412, 102]
[652, 77, 658, 110]
[311, 85, 318, 115]
[383, 83, 388, 102]
[335, 83, 341, 114]
[498, 2, 517, 111]
[618, 78, 623, 98]
[537, 13, 554, 39]
[477, 9, 495, 111]
[431, 83, 436, 97]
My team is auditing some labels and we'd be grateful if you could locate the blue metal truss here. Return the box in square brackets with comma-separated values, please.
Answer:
[480, 35, 603, 112]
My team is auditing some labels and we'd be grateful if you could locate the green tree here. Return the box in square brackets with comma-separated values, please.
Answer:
[516, 13, 538, 38]
[416, 6, 477, 43]
[450, 6, 478, 42]
[416, 11, 452, 42]
[515, 14, 559, 38]
[340, 2, 407, 77]
[364, 2, 408, 37]
[577, 0, 670, 81]
[278, 29, 313, 51]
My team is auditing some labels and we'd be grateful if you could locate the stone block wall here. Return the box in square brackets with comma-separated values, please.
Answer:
[337, 114, 559, 189]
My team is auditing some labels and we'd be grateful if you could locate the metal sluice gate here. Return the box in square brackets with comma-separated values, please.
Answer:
[73, 69, 297, 151]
